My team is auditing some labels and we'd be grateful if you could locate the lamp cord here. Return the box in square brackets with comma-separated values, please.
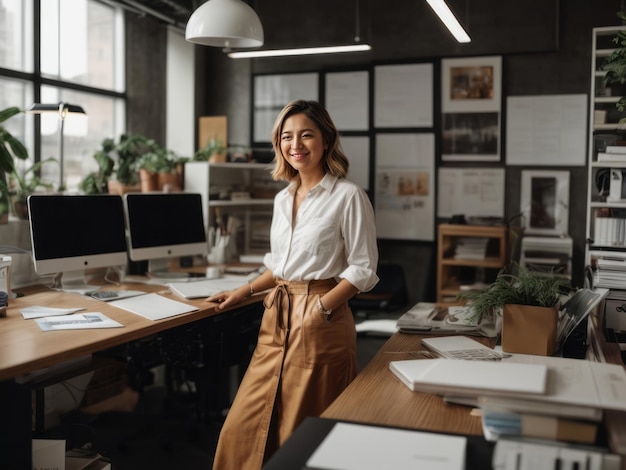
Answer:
[355, 0, 361, 43]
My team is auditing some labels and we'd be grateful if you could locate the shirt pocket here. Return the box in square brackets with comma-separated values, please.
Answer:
[302, 217, 337, 255]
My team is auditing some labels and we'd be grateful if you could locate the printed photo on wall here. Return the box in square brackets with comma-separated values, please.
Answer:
[441, 56, 502, 161]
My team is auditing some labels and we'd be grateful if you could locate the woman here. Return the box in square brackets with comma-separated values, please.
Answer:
[208, 99, 379, 470]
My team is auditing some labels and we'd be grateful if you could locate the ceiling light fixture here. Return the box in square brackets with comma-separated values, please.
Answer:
[425, 0, 471, 43]
[227, 44, 371, 59]
[185, 0, 264, 48]
[227, 0, 371, 59]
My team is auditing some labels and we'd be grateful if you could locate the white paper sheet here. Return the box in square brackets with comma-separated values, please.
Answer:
[21, 306, 86, 319]
[306, 422, 466, 470]
[109, 292, 197, 320]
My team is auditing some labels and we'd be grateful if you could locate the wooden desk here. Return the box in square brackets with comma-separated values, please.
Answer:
[0, 281, 265, 468]
[322, 333, 496, 435]
[0, 282, 264, 381]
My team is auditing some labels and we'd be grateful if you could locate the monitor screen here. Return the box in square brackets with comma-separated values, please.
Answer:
[28, 194, 128, 277]
[124, 192, 207, 266]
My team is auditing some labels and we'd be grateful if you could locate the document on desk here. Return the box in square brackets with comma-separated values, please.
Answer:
[305, 422, 466, 470]
[35, 312, 123, 331]
[21, 305, 86, 320]
[167, 277, 248, 299]
[109, 292, 197, 320]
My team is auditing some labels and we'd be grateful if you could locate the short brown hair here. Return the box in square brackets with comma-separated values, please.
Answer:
[271, 100, 349, 182]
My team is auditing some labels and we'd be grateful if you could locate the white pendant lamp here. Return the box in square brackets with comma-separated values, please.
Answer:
[185, 0, 264, 48]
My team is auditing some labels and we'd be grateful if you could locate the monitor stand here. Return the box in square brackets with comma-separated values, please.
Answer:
[146, 258, 190, 280]
[56, 270, 99, 295]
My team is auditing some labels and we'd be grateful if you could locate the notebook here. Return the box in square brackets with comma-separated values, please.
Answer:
[421, 335, 510, 360]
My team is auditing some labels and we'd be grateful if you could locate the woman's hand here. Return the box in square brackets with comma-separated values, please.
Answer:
[206, 286, 248, 310]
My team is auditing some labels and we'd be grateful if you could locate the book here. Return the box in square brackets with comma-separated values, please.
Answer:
[605, 145, 626, 154]
[389, 358, 548, 397]
[597, 152, 626, 162]
[481, 409, 599, 444]
[392, 354, 626, 414]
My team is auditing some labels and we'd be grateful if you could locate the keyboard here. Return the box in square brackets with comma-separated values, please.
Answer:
[91, 290, 147, 301]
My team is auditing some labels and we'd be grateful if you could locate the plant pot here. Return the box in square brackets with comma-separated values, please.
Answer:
[107, 180, 141, 196]
[502, 303, 559, 356]
[140, 169, 158, 193]
[10, 195, 29, 220]
[157, 171, 182, 192]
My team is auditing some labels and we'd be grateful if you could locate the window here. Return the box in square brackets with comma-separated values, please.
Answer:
[0, 0, 125, 193]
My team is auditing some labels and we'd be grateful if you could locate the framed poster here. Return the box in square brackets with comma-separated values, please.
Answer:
[374, 133, 435, 241]
[253, 73, 319, 142]
[520, 170, 570, 236]
[325, 71, 369, 131]
[374, 63, 433, 128]
[441, 56, 502, 161]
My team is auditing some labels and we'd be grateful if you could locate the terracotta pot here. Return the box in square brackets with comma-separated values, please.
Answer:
[107, 180, 141, 196]
[140, 169, 158, 193]
[158, 171, 182, 192]
[502, 303, 559, 356]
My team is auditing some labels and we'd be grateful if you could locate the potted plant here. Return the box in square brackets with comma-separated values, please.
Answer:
[80, 134, 161, 195]
[137, 147, 188, 192]
[0, 107, 28, 222]
[193, 138, 226, 162]
[0, 106, 58, 220]
[602, 12, 626, 123]
[458, 263, 572, 355]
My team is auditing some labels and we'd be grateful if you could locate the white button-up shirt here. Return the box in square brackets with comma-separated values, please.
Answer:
[263, 174, 379, 293]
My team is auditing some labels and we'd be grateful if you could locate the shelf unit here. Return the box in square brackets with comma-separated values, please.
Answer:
[184, 161, 285, 256]
[586, 27, 626, 274]
[437, 224, 508, 303]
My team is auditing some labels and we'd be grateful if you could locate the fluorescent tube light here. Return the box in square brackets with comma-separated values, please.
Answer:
[425, 0, 471, 43]
[227, 43, 372, 59]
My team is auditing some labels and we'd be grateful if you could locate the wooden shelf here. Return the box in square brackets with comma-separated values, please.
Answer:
[436, 224, 508, 303]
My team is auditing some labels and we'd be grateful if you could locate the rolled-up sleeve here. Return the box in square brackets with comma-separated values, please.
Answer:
[339, 188, 379, 293]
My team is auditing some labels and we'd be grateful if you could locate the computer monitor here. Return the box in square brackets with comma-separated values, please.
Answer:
[123, 192, 208, 275]
[28, 194, 129, 293]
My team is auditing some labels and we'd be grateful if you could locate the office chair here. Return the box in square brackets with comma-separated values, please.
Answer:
[349, 263, 409, 320]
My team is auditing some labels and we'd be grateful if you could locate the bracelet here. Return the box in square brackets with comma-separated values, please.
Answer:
[317, 297, 332, 315]
[248, 281, 255, 296]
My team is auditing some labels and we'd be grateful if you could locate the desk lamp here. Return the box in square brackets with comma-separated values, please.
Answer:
[26, 102, 86, 191]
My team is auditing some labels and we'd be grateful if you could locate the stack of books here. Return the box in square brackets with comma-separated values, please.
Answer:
[389, 336, 626, 464]
[454, 237, 489, 260]
[597, 145, 626, 162]
[590, 251, 626, 289]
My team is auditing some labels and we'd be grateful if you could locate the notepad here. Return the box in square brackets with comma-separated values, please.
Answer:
[109, 292, 197, 320]
[168, 277, 247, 299]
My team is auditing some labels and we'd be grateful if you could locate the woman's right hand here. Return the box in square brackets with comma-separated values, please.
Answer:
[206, 287, 248, 310]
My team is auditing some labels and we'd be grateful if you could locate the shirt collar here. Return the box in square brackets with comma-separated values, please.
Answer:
[287, 173, 338, 195]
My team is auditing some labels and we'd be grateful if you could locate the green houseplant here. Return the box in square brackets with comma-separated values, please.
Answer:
[458, 263, 572, 355]
[602, 12, 626, 123]
[81, 134, 161, 195]
[0, 106, 57, 220]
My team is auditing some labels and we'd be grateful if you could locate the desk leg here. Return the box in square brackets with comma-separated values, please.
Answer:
[0, 380, 32, 468]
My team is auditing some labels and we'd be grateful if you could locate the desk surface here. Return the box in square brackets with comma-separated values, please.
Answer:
[0, 280, 263, 381]
[322, 332, 496, 435]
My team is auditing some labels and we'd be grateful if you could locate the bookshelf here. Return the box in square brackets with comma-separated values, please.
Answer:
[437, 224, 508, 303]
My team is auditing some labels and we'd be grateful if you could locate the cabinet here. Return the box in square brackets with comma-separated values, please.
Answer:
[184, 161, 285, 256]
[437, 224, 508, 303]
[586, 27, 626, 286]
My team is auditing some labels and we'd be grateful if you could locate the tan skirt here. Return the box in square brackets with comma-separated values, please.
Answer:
[212, 278, 357, 470]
